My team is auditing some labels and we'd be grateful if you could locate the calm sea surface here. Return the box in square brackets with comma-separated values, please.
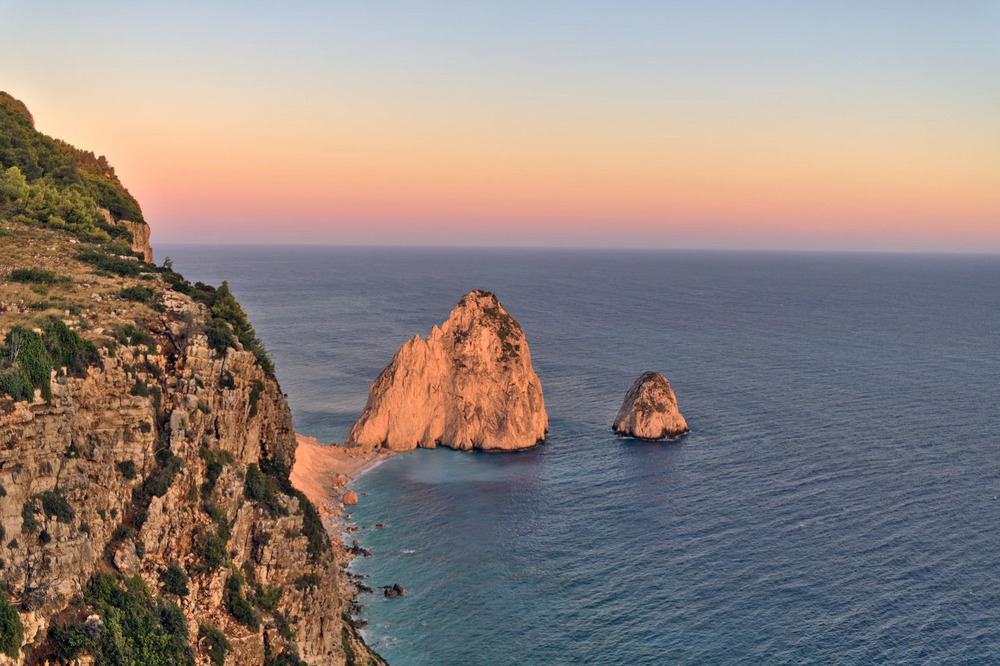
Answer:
[161, 245, 1000, 665]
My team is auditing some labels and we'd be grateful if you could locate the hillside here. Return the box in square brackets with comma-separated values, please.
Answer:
[0, 93, 382, 665]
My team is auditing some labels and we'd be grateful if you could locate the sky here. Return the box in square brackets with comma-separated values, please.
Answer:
[0, 1, 997, 251]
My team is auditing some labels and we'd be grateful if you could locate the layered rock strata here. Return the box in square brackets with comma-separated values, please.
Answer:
[613, 371, 689, 440]
[346, 290, 548, 451]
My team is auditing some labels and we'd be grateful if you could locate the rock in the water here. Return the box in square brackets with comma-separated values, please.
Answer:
[343, 490, 358, 505]
[346, 290, 548, 451]
[383, 583, 406, 597]
[613, 371, 689, 440]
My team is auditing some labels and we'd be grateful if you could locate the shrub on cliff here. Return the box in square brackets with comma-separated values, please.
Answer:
[161, 561, 189, 597]
[0, 594, 23, 659]
[82, 573, 194, 665]
[120, 285, 155, 303]
[198, 622, 231, 666]
[209, 281, 275, 375]
[39, 489, 75, 522]
[0, 319, 98, 402]
[225, 570, 260, 629]
[9, 267, 61, 284]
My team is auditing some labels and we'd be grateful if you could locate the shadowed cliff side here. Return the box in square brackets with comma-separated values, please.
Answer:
[347, 290, 548, 452]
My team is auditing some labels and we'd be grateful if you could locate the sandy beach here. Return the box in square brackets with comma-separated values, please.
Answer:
[290, 433, 385, 518]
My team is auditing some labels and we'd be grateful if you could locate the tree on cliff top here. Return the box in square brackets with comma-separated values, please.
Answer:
[211, 281, 275, 375]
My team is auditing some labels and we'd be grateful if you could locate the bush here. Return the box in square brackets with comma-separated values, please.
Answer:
[204, 318, 235, 355]
[39, 489, 75, 522]
[293, 573, 321, 591]
[50, 621, 97, 661]
[114, 323, 152, 348]
[82, 572, 193, 665]
[118, 460, 137, 479]
[211, 281, 274, 375]
[161, 561, 189, 597]
[248, 379, 264, 417]
[244, 464, 287, 517]
[198, 622, 230, 666]
[0, 371, 32, 402]
[0, 595, 23, 659]
[20, 503, 38, 534]
[77, 250, 142, 277]
[9, 267, 60, 284]
[252, 583, 282, 613]
[197, 528, 228, 570]
[143, 452, 183, 498]
[225, 572, 259, 629]
[120, 285, 155, 303]
[0, 319, 98, 402]
[266, 652, 308, 666]
[131, 377, 149, 397]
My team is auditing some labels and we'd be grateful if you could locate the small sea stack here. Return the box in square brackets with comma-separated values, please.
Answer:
[613, 371, 689, 440]
[346, 290, 548, 451]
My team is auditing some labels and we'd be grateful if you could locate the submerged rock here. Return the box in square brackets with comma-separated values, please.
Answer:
[613, 371, 689, 440]
[346, 290, 548, 451]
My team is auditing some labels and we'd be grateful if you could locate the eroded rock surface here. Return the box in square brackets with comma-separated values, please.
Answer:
[346, 290, 548, 451]
[613, 371, 689, 440]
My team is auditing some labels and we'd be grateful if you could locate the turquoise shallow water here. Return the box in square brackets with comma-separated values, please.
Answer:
[162, 246, 1000, 665]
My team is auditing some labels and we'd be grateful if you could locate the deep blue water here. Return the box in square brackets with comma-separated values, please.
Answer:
[161, 245, 1000, 665]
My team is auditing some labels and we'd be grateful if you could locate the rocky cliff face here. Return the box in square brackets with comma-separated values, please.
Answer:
[346, 290, 547, 452]
[613, 371, 689, 440]
[0, 288, 381, 665]
[98, 207, 153, 263]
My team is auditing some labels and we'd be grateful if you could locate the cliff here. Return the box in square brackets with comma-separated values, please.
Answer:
[0, 94, 381, 665]
[613, 371, 689, 440]
[347, 290, 547, 452]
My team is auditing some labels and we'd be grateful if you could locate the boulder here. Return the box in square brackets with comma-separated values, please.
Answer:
[613, 371, 689, 440]
[342, 490, 358, 506]
[346, 290, 548, 451]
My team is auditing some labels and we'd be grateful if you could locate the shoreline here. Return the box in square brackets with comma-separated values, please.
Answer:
[289, 433, 392, 621]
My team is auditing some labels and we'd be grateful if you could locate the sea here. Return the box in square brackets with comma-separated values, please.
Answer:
[161, 245, 1000, 665]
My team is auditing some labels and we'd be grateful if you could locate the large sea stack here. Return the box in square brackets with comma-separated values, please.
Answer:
[613, 371, 689, 440]
[346, 290, 548, 451]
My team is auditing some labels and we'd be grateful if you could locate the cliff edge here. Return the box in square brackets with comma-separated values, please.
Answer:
[346, 290, 548, 452]
[0, 92, 381, 665]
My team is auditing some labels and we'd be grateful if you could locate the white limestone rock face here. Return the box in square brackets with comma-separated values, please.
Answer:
[346, 290, 548, 452]
[613, 371, 689, 440]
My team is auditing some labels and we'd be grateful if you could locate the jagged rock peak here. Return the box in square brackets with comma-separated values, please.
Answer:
[346, 290, 548, 451]
[613, 371, 689, 440]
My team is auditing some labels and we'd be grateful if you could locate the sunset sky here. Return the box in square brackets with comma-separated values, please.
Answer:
[1, 1, 997, 251]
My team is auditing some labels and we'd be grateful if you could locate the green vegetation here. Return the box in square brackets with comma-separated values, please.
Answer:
[0, 92, 144, 241]
[114, 322, 152, 348]
[209, 281, 274, 374]
[39, 489, 74, 523]
[118, 460, 138, 480]
[0, 594, 23, 659]
[142, 451, 183, 499]
[224, 569, 259, 629]
[244, 463, 287, 516]
[161, 561, 189, 597]
[197, 526, 228, 570]
[342, 627, 358, 666]
[0, 317, 99, 403]
[20, 503, 38, 534]
[248, 379, 264, 417]
[120, 285, 155, 303]
[9, 267, 62, 284]
[74, 573, 194, 665]
[198, 622, 230, 666]
[78, 249, 142, 277]
[199, 446, 234, 494]
[294, 573, 321, 591]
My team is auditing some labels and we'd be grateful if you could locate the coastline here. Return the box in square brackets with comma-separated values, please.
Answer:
[290, 433, 391, 622]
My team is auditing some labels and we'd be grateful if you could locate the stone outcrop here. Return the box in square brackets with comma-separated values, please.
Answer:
[613, 371, 689, 440]
[98, 207, 153, 263]
[346, 290, 547, 451]
[0, 273, 380, 666]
